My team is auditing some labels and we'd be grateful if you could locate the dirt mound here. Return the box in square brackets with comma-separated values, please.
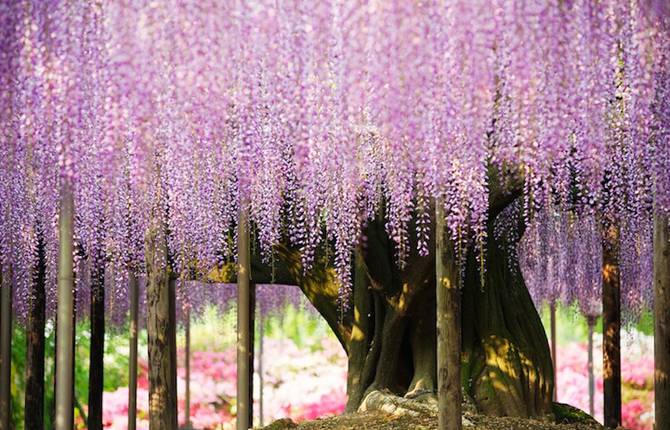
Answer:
[261, 402, 605, 430]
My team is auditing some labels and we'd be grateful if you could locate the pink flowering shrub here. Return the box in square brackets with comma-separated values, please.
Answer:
[102, 331, 654, 430]
[103, 338, 346, 429]
[556, 333, 654, 430]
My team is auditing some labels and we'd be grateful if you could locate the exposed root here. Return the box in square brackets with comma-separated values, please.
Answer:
[358, 389, 474, 426]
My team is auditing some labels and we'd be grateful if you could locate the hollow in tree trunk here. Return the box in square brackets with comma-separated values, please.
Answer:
[25, 233, 47, 430]
[602, 225, 621, 428]
[88, 254, 105, 430]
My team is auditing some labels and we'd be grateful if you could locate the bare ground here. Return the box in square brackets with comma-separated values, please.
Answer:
[261, 398, 609, 430]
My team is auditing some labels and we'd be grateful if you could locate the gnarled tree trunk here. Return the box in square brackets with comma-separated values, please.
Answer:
[231, 194, 553, 419]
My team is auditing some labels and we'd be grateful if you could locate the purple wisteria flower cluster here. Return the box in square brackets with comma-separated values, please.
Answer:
[0, 0, 668, 318]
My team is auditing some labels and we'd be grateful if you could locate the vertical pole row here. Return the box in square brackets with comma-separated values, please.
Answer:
[55, 185, 75, 430]
[654, 212, 670, 430]
[436, 200, 462, 430]
[237, 210, 251, 430]
[128, 273, 139, 430]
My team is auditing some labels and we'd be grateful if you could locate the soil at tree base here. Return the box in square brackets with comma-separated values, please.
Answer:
[260, 403, 608, 430]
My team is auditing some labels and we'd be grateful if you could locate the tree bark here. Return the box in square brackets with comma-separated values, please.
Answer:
[345, 247, 373, 412]
[146, 220, 178, 430]
[602, 225, 621, 428]
[461, 220, 553, 417]
[436, 202, 462, 430]
[25, 233, 46, 430]
[654, 213, 670, 430]
[218, 195, 553, 419]
[55, 185, 75, 430]
[0, 267, 12, 430]
[88, 257, 105, 430]
[237, 211, 252, 430]
[587, 315, 595, 418]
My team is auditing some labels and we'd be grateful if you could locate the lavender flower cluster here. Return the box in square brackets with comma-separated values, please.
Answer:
[0, 0, 668, 320]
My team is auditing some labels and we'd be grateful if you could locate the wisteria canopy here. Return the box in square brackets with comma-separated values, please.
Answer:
[1, 0, 669, 315]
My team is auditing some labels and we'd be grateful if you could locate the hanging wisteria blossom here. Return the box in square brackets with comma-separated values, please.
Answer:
[0, 0, 668, 313]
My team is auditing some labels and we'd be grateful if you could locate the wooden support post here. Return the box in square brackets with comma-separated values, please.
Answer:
[237, 210, 252, 430]
[88, 259, 105, 430]
[146, 218, 178, 430]
[436, 201, 462, 430]
[602, 225, 621, 428]
[550, 301, 557, 401]
[0, 267, 12, 430]
[25, 232, 46, 430]
[249, 284, 255, 427]
[184, 306, 191, 429]
[587, 315, 596, 418]
[55, 185, 75, 430]
[258, 310, 264, 428]
[128, 273, 139, 430]
[654, 213, 670, 430]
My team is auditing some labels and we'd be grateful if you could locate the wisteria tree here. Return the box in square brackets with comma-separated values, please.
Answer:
[1, 1, 669, 430]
